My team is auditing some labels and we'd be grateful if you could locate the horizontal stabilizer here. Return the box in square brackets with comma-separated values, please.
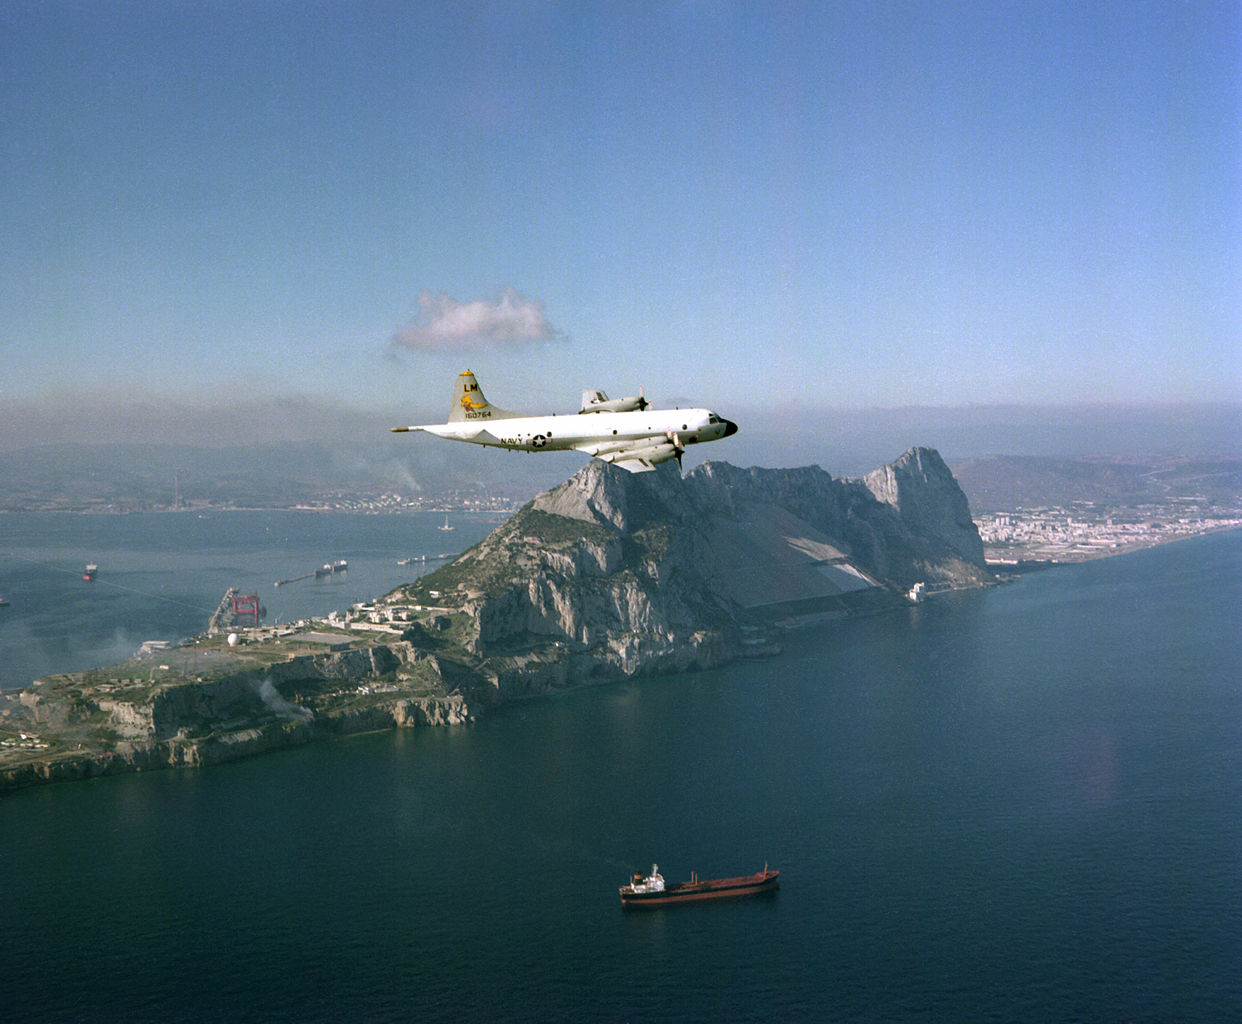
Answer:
[392, 424, 503, 443]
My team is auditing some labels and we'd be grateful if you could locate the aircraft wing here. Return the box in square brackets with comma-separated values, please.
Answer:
[572, 438, 681, 474]
[608, 453, 664, 474]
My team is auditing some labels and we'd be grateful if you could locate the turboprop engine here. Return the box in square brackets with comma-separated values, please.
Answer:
[595, 439, 683, 469]
[579, 388, 649, 414]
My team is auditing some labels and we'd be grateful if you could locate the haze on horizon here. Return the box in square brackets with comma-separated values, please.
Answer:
[3, 3, 1238, 470]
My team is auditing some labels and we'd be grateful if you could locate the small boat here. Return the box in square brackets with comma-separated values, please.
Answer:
[83, 564, 98, 582]
[0, 597, 10, 607]
[438, 515, 455, 532]
[619, 863, 779, 908]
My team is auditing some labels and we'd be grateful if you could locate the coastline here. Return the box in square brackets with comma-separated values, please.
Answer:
[0, 621, 744, 796]
[5, 522, 1237, 798]
[5, 447, 1234, 798]
[7, 524, 1232, 795]
[985, 520, 1242, 569]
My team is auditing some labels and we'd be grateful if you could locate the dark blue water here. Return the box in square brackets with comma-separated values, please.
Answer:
[0, 510, 498, 691]
[1, 524, 1239, 1023]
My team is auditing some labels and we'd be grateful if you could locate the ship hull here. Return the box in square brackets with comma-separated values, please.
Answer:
[620, 870, 778, 908]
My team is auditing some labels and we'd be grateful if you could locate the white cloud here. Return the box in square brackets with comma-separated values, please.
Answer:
[391, 287, 562, 351]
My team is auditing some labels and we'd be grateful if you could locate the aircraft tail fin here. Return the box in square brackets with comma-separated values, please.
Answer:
[448, 370, 520, 422]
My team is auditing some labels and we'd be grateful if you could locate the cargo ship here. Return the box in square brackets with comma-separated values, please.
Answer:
[619, 863, 779, 908]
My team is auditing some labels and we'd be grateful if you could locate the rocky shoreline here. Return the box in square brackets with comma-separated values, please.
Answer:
[1, 450, 993, 795]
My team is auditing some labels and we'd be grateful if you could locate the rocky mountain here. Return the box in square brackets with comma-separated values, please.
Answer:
[863, 447, 987, 568]
[397, 447, 989, 671]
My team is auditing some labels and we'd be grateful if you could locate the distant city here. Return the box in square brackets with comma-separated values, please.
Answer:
[286, 490, 519, 514]
[976, 502, 1242, 564]
[951, 453, 1242, 564]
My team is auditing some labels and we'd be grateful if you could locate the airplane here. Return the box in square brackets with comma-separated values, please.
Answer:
[391, 370, 737, 473]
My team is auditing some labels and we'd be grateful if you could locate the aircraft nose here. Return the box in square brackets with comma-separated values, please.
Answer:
[722, 419, 738, 437]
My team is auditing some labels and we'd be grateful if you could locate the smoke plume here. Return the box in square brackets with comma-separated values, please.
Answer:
[256, 678, 313, 723]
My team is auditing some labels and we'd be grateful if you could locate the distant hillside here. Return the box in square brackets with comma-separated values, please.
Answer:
[0, 441, 572, 510]
[950, 455, 1242, 511]
[8, 443, 1239, 517]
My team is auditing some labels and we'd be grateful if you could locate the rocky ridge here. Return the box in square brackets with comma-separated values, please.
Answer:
[361, 448, 990, 707]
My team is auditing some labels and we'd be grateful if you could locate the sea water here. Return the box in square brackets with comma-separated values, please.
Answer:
[0, 510, 498, 692]
[0, 520, 1239, 1023]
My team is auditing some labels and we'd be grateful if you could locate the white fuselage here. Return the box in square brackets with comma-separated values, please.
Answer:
[417, 407, 733, 456]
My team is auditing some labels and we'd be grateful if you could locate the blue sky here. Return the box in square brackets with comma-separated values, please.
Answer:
[2, 1, 1238, 458]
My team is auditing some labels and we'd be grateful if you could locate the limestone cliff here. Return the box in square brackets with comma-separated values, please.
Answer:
[398, 449, 990, 675]
[7, 642, 472, 792]
[864, 447, 986, 566]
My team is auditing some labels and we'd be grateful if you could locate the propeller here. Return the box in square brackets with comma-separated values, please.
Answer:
[669, 431, 685, 468]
